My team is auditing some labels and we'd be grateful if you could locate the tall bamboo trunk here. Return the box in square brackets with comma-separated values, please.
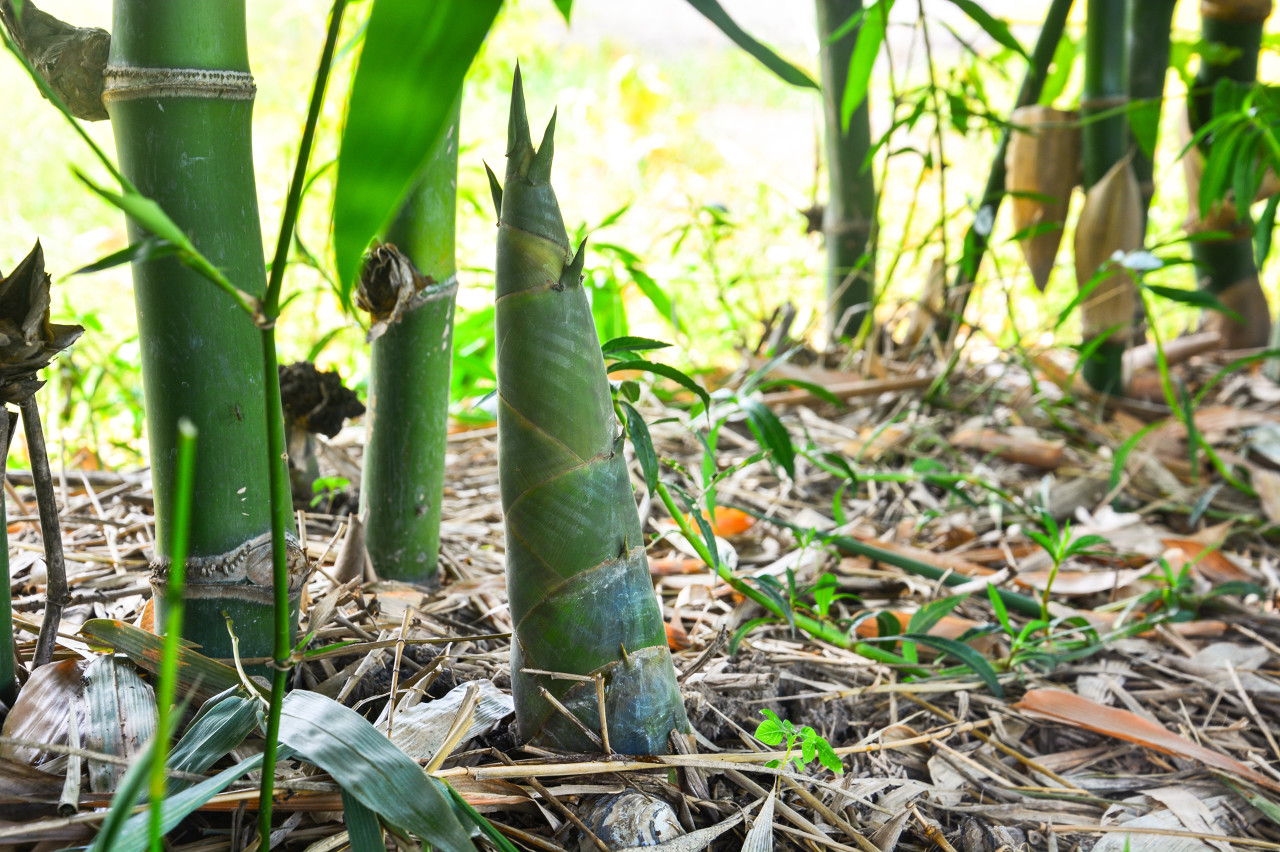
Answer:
[816, 0, 877, 340]
[1187, 0, 1274, 352]
[104, 2, 300, 662]
[0, 411, 13, 707]
[359, 98, 460, 585]
[1077, 0, 1136, 392]
[495, 70, 687, 754]
[1128, 0, 1179, 224]
[944, 0, 1073, 338]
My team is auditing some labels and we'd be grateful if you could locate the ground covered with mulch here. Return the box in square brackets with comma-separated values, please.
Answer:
[3, 343, 1280, 852]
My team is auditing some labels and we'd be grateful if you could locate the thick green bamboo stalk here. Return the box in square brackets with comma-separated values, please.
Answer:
[1127, 0, 1179, 223]
[1079, 0, 1132, 392]
[494, 69, 688, 755]
[1186, 0, 1274, 355]
[359, 97, 460, 585]
[816, 0, 877, 339]
[104, 1, 301, 663]
[944, 0, 1074, 339]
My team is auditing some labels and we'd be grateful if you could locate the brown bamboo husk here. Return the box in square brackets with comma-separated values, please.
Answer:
[1074, 153, 1143, 342]
[1202, 0, 1273, 22]
[1202, 274, 1272, 348]
[1006, 105, 1081, 291]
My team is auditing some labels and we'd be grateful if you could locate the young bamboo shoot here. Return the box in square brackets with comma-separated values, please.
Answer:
[494, 69, 687, 755]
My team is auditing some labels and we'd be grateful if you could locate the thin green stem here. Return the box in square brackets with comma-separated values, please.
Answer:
[0, 410, 15, 707]
[148, 419, 197, 852]
[256, 1, 347, 840]
[654, 480, 924, 673]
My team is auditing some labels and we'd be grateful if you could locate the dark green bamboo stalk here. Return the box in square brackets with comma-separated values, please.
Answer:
[494, 69, 688, 755]
[0, 410, 15, 707]
[358, 96, 460, 585]
[1079, 0, 1132, 392]
[1187, 0, 1274, 354]
[816, 0, 878, 339]
[24, 394, 67, 669]
[103, 2, 302, 663]
[944, 0, 1074, 339]
[1127, 0, 1179, 224]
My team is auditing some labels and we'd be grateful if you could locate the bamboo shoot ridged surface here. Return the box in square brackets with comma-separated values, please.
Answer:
[495, 70, 687, 754]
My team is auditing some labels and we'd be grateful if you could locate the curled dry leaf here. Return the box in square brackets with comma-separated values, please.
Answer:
[357, 243, 455, 343]
[0, 241, 84, 404]
[1006, 105, 1081, 291]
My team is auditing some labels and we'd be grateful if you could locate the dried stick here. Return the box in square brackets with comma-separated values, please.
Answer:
[25, 395, 68, 668]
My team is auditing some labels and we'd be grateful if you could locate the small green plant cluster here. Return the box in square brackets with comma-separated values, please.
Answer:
[755, 709, 843, 776]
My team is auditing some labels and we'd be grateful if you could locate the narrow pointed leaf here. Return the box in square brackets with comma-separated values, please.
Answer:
[620, 400, 659, 496]
[683, 0, 818, 89]
[333, 0, 501, 299]
[73, 237, 178, 275]
[842, 0, 893, 130]
[278, 690, 473, 852]
[944, 0, 1027, 57]
[343, 787, 386, 851]
[607, 359, 710, 410]
[901, 633, 1003, 697]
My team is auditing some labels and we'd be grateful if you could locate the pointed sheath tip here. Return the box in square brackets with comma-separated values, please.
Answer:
[563, 237, 587, 286]
[530, 109, 557, 184]
[507, 64, 532, 157]
[484, 161, 503, 218]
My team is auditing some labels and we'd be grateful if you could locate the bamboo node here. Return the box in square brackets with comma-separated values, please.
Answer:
[102, 66, 256, 103]
[150, 530, 306, 590]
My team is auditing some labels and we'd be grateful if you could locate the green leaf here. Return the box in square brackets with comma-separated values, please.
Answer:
[1128, 97, 1162, 159]
[279, 690, 474, 852]
[842, 0, 893, 130]
[625, 266, 683, 332]
[332, 0, 502, 300]
[607, 359, 711, 411]
[79, 619, 247, 701]
[88, 736, 156, 852]
[601, 335, 672, 355]
[619, 400, 658, 496]
[73, 237, 179, 275]
[730, 616, 779, 654]
[445, 783, 522, 852]
[755, 378, 843, 407]
[1256, 193, 1280, 266]
[755, 717, 785, 746]
[166, 689, 261, 790]
[738, 398, 796, 479]
[549, 0, 573, 22]
[987, 583, 1012, 635]
[906, 595, 965, 636]
[944, 0, 1026, 57]
[682, 0, 818, 89]
[344, 788, 386, 851]
[901, 633, 1003, 697]
[1143, 283, 1242, 322]
[814, 737, 844, 774]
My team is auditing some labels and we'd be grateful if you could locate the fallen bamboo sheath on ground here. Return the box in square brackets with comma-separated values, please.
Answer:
[762, 374, 935, 407]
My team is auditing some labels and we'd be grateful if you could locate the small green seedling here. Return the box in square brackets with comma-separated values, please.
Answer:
[755, 709, 843, 775]
[310, 475, 350, 508]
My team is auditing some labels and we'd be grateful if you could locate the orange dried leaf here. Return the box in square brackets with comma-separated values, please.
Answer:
[1014, 688, 1280, 792]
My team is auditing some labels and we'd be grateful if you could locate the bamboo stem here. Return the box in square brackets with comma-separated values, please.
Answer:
[944, 0, 1074, 339]
[0, 409, 16, 706]
[24, 395, 66, 669]
[816, 0, 877, 339]
[256, 0, 347, 840]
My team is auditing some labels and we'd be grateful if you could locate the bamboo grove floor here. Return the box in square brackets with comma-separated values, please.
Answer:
[4, 341, 1280, 851]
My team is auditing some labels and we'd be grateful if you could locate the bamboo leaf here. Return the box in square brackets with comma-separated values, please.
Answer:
[905, 595, 965, 636]
[607, 359, 711, 411]
[1257, 193, 1280, 266]
[278, 690, 473, 852]
[1143, 283, 1242, 321]
[682, 0, 818, 90]
[166, 689, 262, 789]
[737, 398, 796, 479]
[900, 634, 1003, 697]
[627, 265, 683, 331]
[549, 0, 573, 22]
[602, 335, 672, 356]
[343, 788, 386, 851]
[79, 619, 247, 701]
[73, 237, 178, 275]
[332, 0, 501, 299]
[943, 0, 1026, 58]
[87, 736, 155, 852]
[842, 0, 893, 130]
[620, 400, 658, 495]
